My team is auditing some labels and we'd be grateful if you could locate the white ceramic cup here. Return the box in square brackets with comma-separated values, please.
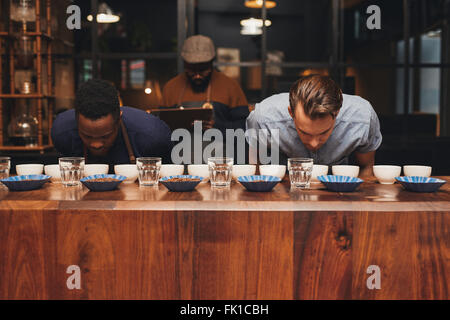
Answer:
[187, 164, 209, 182]
[160, 164, 184, 178]
[84, 164, 109, 177]
[44, 164, 61, 181]
[114, 164, 139, 184]
[16, 164, 44, 176]
[332, 165, 360, 177]
[403, 165, 432, 177]
[232, 165, 256, 180]
[373, 165, 402, 184]
[259, 165, 286, 180]
[311, 165, 329, 182]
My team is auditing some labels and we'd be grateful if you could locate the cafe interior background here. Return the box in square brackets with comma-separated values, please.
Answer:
[0, 0, 449, 174]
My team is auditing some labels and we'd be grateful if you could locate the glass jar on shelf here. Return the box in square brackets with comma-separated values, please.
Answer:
[7, 80, 39, 146]
[10, 0, 36, 34]
[14, 34, 34, 70]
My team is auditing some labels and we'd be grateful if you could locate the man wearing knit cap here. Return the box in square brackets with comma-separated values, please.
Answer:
[162, 35, 249, 133]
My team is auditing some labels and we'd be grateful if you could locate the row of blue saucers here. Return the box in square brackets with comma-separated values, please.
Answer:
[80, 174, 126, 191]
[160, 174, 283, 193]
[395, 176, 446, 192]
[0, 174, 51, 191]
[160, 175, 283, 192]
[316, 175, 446, 193]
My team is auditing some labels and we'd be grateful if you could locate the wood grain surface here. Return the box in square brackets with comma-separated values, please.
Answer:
[353, 211, 449, 299]
[294, 211, 353, 299]
[0, 178, 448, 299]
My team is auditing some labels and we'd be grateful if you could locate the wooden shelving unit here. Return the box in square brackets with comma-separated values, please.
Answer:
[0, 0, 54, 153]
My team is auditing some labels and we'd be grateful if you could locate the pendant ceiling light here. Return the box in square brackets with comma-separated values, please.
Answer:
[87, 2, 120, 23]
[240, 18, 272, 35]
[245, 0, 277, 9]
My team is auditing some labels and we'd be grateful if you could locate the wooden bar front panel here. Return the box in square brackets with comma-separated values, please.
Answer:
[0, 179, 448, 300]
[0, 209, 294, 299]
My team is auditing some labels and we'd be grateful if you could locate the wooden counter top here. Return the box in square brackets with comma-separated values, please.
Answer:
[0, 177, 449, 211]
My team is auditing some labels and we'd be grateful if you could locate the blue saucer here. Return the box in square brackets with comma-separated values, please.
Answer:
[160, 175, 203, 192]
[317, 175, 364, 192]
[238, 175, 281, 192]
[395, 176, 446, 192]
[1, 174, 51, 191]
[80, 174, 126, 191]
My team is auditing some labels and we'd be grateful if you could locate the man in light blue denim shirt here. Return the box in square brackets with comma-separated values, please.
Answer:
[245, 75, 382, 177]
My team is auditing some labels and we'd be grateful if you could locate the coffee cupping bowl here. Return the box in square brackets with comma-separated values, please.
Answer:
[395, 176, 446, 193]
[1, 174, 51, 191]
[238, 175, 281, 192]
[317, 175, 364, 192]
[159, 175, 203, 192]
[80, 174, 126, 192]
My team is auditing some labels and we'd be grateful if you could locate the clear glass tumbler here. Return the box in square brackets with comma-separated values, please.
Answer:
[59, 157, 85, 187]
[0, 157, 11, 180]
[208, 157, 233, 188]
[288, 158, 314, 189]
[136, 157, 162, 186]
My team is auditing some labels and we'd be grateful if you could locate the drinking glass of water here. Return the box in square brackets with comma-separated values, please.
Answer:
[59, 157, 85, 187]
[0, 157, 11, 180]
[288, 158, 314, 189]
[136, 157, 162, 186]
[208, 157, 233, 188]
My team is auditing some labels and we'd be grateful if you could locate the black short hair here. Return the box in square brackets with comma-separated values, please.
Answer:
[75, 79, 120, 121]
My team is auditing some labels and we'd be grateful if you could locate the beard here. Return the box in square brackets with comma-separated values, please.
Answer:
[188, 74, 211, 93]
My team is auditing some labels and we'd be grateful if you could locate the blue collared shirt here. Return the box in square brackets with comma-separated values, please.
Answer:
[245, 93, 382, 165]
[51, 106, 173, 164]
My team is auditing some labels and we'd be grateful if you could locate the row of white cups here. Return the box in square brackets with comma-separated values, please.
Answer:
[14, 163, 432, 185]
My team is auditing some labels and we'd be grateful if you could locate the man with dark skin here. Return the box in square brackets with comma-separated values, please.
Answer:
[162, 35, 249, 133]
[184, 61, 213, 94]
[77, 112, 119, 158]
[52, 79, 173, 165]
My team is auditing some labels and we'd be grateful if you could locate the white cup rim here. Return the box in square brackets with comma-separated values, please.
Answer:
[59, 157, 84, 161]
[332, 165, 359, 168]
[373, 165, 402, 169]
[403, 165, 431, 168]
[259, 165, 286, 170]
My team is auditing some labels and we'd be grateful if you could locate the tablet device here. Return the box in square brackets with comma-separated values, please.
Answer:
[152, 107, 213, 131]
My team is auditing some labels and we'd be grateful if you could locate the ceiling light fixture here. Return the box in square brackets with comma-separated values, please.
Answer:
[240, 18, 272, 27]
[245, 0, 277, 9]
[240, 18, 272, 35]
[426, 29, 441, 38]
[87, 2, 120, 23]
